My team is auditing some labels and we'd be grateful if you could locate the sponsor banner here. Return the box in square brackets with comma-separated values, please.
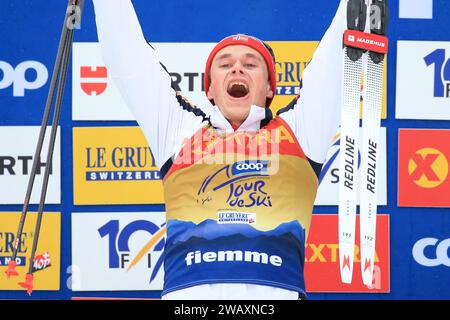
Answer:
[72, 42, 387, 121]
[0, 60, 48, 97]
[0, 126, 60, 204]
[267, 41, 317, 112]
[73, 127, 164, 205]
[408, 211, 450, 296]
[71, 212, 165, 291]
[305, 214, 389, 293]
[396, 41, 450, 120]
[398, 129, 450, 207]
[315, 128, 387, 205]
[0, 212, 60, 291]
[72, 42, 214, 121]
[399, 0, 433, 19]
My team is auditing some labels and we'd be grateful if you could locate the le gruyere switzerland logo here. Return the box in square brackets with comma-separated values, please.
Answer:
[408, 147, 449, 189]
[73, 127, 164, 205]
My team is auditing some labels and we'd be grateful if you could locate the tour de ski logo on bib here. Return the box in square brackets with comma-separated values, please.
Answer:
[196, 160, 272, 209]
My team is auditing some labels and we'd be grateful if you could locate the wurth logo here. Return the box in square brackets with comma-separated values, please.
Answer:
[0, 156, 51, 176]
[80, 66, 108, 96]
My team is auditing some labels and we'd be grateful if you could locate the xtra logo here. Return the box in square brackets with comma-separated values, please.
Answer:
[398, 129, 450, 207]
[408, 148, 449, 188]
[0, 61, 48, 97]
[413, 238, 450, 267]
[98, 219, 166, 283]
[424, 49, 450, 98]
[80, 66, 108, 96]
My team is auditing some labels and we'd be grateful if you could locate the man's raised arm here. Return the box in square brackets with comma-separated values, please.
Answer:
[279, 0, 346, 165]
[92, 0, 206, 169]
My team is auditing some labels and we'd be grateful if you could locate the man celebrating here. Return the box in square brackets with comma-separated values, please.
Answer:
[92, 0, 346, 299]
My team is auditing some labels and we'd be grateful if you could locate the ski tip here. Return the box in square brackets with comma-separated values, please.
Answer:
[5, 260, 19, 278]
[340, 271, 354, 284]
[361, 257, 375, 286]
[340, 254, 354, 284]
[18, 273, 34, 296]
[362, 276, 374, 287]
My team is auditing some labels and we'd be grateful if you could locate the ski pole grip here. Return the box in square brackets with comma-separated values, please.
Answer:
[371, 0, 389, 36]
[347, 0, 367, 31]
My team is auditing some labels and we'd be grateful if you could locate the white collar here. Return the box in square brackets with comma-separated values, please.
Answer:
[209, 105, 269, 134]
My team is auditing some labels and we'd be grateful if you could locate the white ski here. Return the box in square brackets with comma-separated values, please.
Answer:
[359, 0, 388, 287]
[339, 0, 388, 285]
[339, 0, 367, 284]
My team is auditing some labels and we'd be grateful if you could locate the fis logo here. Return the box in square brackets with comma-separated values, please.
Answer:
[80, 66, 108, 96]
[0, 61, 48, 97]
[98, 220, 166, 283]
[231, 160, 269, 176]
[424, 49, 450, 98]
[413, 238, 450, 267]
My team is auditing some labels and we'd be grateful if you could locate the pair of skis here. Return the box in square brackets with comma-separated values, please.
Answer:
[338, 0, 388, 286]
[4, 0, 84, 295]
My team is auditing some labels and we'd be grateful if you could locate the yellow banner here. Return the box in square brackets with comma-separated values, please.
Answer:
[268, 41, 387, 119]
[73, 127, 164, 205]
[0, 212, 60, 291]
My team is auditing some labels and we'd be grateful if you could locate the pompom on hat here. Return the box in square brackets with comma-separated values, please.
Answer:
[204, 34, 277, 107]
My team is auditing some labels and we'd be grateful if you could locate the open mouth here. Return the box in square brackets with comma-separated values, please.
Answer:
[227, 82, 249, 98]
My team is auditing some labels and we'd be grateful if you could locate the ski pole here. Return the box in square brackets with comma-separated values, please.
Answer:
[19, 26, 74, 295]
[6, 0, 84, 295]
[5, 0, 77, 279]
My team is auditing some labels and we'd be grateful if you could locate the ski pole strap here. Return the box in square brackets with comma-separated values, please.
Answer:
[343, 30, 388, 55]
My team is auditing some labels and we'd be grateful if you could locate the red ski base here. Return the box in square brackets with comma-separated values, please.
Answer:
[5, 260, 19, 278]
[18, 273, 34, 295]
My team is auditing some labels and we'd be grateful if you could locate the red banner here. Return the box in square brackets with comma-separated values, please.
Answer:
[305, 214, 390, 293]
[398, 129, 450, 207]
